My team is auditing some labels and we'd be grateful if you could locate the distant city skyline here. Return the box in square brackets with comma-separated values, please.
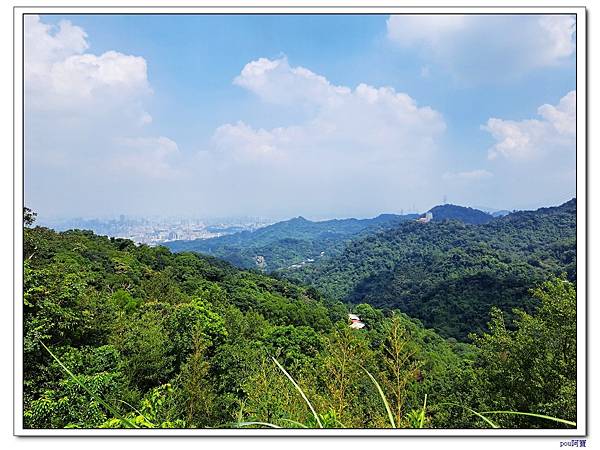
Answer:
[34, 196, 564, 231]
[25, 14, 576, 219]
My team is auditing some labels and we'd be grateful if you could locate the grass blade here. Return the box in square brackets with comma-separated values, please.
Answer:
[419, 394, 428, 428]
[236, 421, 282, 428]
[361, 366, 396, 428]
[40, 340, 138, 429]
[279, 418, 309, 428]
[437, 402, 499, 428]
[480, 411, 576, 427]
[116, 399, 155, 427]
[272, 357, 323, 428]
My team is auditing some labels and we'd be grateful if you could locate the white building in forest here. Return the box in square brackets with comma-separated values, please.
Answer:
[348, 313, 365, 329]
[416, 211, 433, 224]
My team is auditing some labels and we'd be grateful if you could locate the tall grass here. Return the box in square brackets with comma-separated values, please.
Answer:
[438, 402, 576, 428]
[438, 402, 500, 428]
[247, 359, 576, 429]
[479, 411, 576, 427]
[40, 343, 576, 430]
[361, 366, 396, 428]
[417, 394, 427, 428]
[271, 357, 323, 428]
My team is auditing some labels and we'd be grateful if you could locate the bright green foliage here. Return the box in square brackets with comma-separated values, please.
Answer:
[241, 353, 311, 426]
[167, 297, 227, 366]
[22, 206, 577, 429]
[469, 277, 577, 427]
[26, 372, 124, 428]
[115, 305, 176, 391]
[110, 289, 139, 313]
[176, 338, 219, 427]
[24, 344, 128, 429]
[353, 303, 384, 330]
[263, 325, 324, 370]
[378, 314, 421, 426]
[100, 384, 187, 428]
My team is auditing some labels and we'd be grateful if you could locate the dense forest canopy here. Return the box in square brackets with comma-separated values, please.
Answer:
[285, 199, 576, 339]
[22, 203, 577, 429]
[428, 204, 494, 225]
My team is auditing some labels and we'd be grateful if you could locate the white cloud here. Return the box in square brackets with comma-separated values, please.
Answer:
[387, 15, 467, 47]
[24, 15, 89, 72]
[25, 15, 151, 119]
[233, 56, 351, 107]
[25, 15, 183, 216]
[213, 121, 303, 163]
[219, 57, 445, 164]
[483, 90, 575, 161]
[201, 57, 447, 216]
[538, 90, 576, 135]
[386, 15, 575, 82]
[443, 169, 493, 181]
[466, 91, 576, 211]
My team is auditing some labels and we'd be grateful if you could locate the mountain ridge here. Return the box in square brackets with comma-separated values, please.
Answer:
[165, 212, 419, 271]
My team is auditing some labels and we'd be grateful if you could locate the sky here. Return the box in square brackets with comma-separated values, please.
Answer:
[24, 14, 577, 220]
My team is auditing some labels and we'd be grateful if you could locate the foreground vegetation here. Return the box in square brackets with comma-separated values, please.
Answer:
[23, 209, 576, 429]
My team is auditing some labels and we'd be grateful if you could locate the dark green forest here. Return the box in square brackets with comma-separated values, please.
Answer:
[428, 204, 494, 224]
[286, 200, 576, 339]
[22, 202, 577, 429]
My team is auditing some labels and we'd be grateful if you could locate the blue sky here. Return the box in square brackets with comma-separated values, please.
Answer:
[25, 14, 577, 219]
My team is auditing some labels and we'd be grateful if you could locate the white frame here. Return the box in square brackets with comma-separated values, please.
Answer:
[13, 3, 587, 437]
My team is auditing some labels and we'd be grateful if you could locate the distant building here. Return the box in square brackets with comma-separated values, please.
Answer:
[255, 255, 266, 270]
[416, 211, 433, 224]
[348, 313, 365, 329]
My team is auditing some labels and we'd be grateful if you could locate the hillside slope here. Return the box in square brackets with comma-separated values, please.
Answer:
[165, 213, 417, 271]
[23, 223, 472, 429]
[286, 199, 576, 339]
[429, 204, 494, 224]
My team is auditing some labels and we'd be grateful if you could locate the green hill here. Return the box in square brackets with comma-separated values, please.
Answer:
[285, 199, 576, 340]
[429, 204, 494, 224]
[165, 213, 418, 271]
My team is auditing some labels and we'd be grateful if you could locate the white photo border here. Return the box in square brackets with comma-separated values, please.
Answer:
[13, 3, 587, 437]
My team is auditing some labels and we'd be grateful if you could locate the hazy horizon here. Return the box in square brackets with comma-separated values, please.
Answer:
[33, 196, 576, 228]
[25, 14, 576, 220]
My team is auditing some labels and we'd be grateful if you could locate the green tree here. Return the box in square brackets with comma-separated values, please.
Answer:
[167, 297, 227, 367]
[116, 305, 175, 391]
[470, 277, 576, 427]
[379, 314, 421, 427]
[263, 325, 324, 370]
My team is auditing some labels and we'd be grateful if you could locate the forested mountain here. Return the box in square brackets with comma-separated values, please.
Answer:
[429, 204, 494, 224]
[165, 213, 418, 272]
[23, 214, 576, 429]
[285, 199, 576, 340]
